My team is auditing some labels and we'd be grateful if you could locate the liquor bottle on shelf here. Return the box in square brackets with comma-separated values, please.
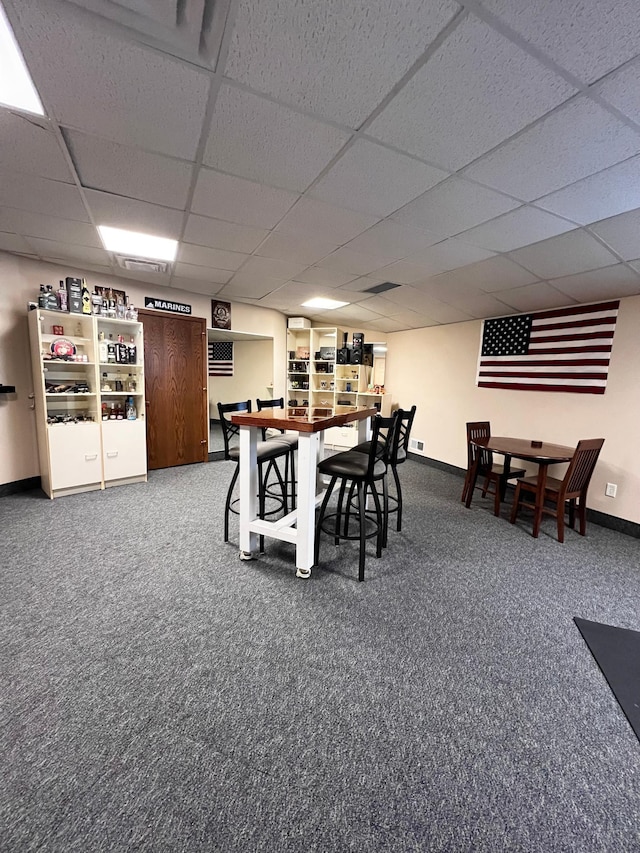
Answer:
[126, 396, 137, 420]
[128, 337, 137, 364]
[101, 372, 112, 392]
[57, 281, 68, 311]
[98, 332, 108, 363]
[107, 335, 116, 364]
[38, 284, 46, 308]
[101, 402, 108, 421]
[127, 373, 137, 392]
[81, 278, 91, 314]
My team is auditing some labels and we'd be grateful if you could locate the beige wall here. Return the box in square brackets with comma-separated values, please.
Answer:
[384, 295, 640, 525]
[208, 339, 274, 418]
[0, 251, 287, 485]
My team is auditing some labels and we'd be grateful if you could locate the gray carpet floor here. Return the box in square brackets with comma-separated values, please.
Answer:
[2, 460, 640, 852]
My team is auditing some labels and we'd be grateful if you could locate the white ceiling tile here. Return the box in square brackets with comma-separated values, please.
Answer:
[0, 209, 100, 247]
[66, 131, 193, 209]
[444, 291, 517, 320]
[438, 255, 539, 293]
[357, 294, 408, 315]
[1, 170, 88, 221]
[27, 237, 111, 266]
[367, 15, 575, 170]
[224, 0, 459, 126]
[255, 232, 338, 265]
[401, 291, 474, 324]
[338, 276, 388, 293]
[324, 304, 384, 324]
[0, 232, 37, 255]
[392, 177, 519, 237]
[464, 97, 640, 201]
[116, 268, 171, 286]
[238, 255, 308, 281]
[458, 206, 577, 252]
[345, 221, 442, 259]
[276, 198, 379, 243]
[203, 84, 349, 192]
[589, 208, 640, 260]
[293, 267, 359, 288]
[85, 190, 184, 238]
[177, 244, 247, 271]
[183, 215, 268, 254]
[550, 264, 640, 302]
[172, 263, 233, 284]
[191, 169, 299, 229]
[596, 58, 640, 124]
[0, 109, 72, 181]
[408, 239, 496, 273]
[497, 283, 577, 313]
[375, 308, 433, 328]
[367, 260, 435, 285]
[480, 0, 640, 83]
[9, 1, 210, 159]
[219, 273, 286, 299]
[317, 247, 394, 276]
[533, 156, 640, 225]
[360, 317, 409, 332]
[170, 277, 226, 297]
[507, 230, 620, 279]
[310, 139, 448, 217]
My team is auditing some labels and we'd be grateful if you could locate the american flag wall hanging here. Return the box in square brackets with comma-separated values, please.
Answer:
[476, 300, 620, 394]
[208, 341, 234, 377]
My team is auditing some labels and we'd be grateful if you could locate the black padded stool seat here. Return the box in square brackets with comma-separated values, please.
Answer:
[318, 451, 385, 480]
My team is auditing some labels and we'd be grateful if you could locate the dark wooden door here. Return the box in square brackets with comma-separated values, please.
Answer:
[139, 310, 208, 469]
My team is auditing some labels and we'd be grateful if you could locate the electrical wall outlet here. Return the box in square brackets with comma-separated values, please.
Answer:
[605, 483, 617, 498]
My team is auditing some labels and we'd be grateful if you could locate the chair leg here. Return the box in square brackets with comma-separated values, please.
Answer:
[315, 475, 337, 566]
[461, 470, 471, 503]
[510, 482, 522, 524]
[369, 483, 384, 558]
[290, 448, 296, 511]
[257, 461, 266, 553]
[578, 499, 587, 536]
[358, 482, 366, 582]
[557, 498, 565, 543]
[493, 477, 501, 517]
[336, 478, 349, 543]
[568, 498, 576, 529]
[224, 464, 239, 543]
[392, 464, 403, 531]
[382, 475, 389, 548]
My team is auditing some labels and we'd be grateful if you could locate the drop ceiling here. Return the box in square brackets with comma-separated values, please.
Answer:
[2, 0, 640, 333]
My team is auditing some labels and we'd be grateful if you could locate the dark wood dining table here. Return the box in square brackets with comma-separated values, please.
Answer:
[470, 437, 575, 537]
[230, 406, 376, 577]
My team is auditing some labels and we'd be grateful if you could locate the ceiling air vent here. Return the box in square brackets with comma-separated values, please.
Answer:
[115, 255, 170, 274]
[363, 281, 402, 294]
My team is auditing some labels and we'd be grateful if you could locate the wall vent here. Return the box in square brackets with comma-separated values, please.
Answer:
[115, 255, 170, 274]
[410, 439, 424, 452]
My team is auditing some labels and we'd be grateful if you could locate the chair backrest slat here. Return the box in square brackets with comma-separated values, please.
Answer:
[256, 397, 285, 438]
[217, 400, 251, 459]
[561, 438, 605, 497]
[466, 421, 492, 471]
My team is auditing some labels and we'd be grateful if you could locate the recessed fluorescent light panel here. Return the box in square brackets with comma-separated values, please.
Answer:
[0, 3, 44, 115]
[302, 297, 349, 310]
[98, 225, 178, 262]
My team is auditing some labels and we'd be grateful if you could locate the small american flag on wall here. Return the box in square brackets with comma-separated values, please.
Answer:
[208, 341, 234, 376]
[477, 300, 619, 394]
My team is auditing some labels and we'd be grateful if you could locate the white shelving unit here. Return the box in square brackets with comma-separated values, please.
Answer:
[286, 325, 387, 448]
[29, 308, 147, 498]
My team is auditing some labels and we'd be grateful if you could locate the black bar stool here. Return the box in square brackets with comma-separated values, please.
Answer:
[217, 400, 290, 549]
[256, 397, 298, 511]
[315, 415, 394, 582]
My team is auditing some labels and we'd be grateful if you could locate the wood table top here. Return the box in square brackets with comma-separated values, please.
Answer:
[230, 406, 377, 434]
[473, 436, 575, 463]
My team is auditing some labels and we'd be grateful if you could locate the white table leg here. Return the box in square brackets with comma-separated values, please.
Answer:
[295, 432, 320, 578]
[238, 424, 258, 559]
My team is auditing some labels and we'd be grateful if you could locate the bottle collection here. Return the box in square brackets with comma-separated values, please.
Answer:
[101, 397, 137, 421]
[37, 278, 138, 320]
[98, 332, 137, 365]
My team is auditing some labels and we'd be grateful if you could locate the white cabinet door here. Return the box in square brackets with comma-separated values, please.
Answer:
[102, 419, 147, 481]
[48, 423, 102, 490]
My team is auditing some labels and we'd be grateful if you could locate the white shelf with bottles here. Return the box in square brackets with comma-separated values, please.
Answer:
[28, 308, 147, 498]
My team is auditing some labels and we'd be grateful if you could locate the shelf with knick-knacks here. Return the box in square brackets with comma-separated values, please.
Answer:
[29, 307, 147, 498]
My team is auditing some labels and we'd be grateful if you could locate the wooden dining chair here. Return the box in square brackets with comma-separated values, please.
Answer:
[510, 438, 605, 542]
[462, 421, 526, 516]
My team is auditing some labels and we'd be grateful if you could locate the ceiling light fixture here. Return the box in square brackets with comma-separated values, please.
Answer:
[0, 3, 45, 115]
[302, 297, 349, 310]
[98, 225, 178, 262]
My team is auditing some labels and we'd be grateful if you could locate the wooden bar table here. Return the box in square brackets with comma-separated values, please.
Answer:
[230, 407, 376, 577]
[471, 436, 575, 537]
